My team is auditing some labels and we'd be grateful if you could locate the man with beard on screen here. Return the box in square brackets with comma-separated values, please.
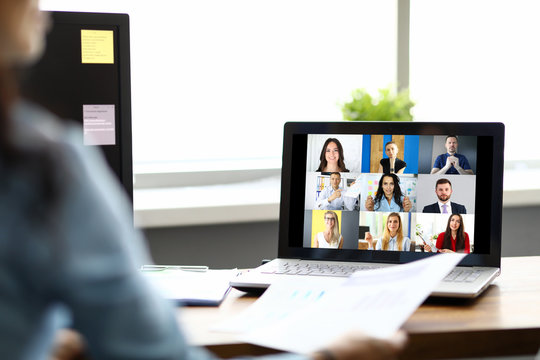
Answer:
[422, 178, 467, 214]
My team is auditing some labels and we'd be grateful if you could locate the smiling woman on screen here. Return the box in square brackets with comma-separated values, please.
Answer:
[424, 214, 471, 254]
[366, 213, 411, 251]
[316, 137, 349, 173]
[364, 174, 412, 212]
[313, 211, 344, 249]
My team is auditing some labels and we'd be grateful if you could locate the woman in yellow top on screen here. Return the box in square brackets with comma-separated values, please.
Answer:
[316, 138, 349, 173]
[366, 213, 411, 251]
[377, 141, 406, 174]
[313, 211, 344, 249]
[365, 173, 412, 212]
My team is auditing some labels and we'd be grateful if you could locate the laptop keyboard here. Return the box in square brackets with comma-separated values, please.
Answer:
[260, 261, 482, 282]
[442, 269, 481, 283]
[261, 261, 383, 277]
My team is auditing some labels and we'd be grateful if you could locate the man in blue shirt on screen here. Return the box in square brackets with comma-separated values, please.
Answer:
[431, 135, 473, 175]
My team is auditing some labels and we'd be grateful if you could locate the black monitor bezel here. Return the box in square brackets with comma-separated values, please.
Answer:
[48, 11, 133, 201]
[278, 121, 504, 268]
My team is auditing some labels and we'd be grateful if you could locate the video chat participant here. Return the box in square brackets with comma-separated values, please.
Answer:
[365, 174, 412, 212]
[424, 214, 471, 253]
[422, 178, 467, 214]
[316, 172, 357, 211]
[365, 213, 411, 251]
[316, 137, 349, 173]
[378, 141, 406, 174]
[431, 135, 473, 175]
[0, 1, 405, 359]
[313, 211, 344, 249]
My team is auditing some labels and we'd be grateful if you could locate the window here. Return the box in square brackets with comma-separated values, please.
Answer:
[410, 0, 540, 161]
[41, 0, 398, 173]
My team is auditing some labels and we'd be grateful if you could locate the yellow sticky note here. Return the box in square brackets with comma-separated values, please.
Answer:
[81, 30, 114, 64]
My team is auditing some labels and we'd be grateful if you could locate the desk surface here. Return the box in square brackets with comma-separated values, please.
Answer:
[178, 256, 540, 359]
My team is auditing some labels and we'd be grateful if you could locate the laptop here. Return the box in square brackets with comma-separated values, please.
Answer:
[231, 122, 505, 298]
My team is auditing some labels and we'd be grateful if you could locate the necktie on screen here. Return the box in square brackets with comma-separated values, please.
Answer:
[442, 204, 448, 214]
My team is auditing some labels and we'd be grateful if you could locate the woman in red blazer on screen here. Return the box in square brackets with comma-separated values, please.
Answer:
[425, 214, 471, 253]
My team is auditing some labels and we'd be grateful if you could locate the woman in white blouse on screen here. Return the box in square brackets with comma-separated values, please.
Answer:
[314, 211, 344, 249]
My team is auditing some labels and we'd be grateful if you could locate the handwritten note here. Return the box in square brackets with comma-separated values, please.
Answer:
[81, 29, 114, 64]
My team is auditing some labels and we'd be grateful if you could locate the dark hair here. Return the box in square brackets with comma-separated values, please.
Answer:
[445, 135, 458, 142]
[374, 173, 404, 210]
[442, 214, 466, 252]
[316, 138, 349, 172]
[435, 178, 452, 189]
[384, 141, 397, 149]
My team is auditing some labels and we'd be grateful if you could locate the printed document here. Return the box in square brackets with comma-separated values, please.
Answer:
[343, 176, 362, 198]
[215, 254, 465, 353]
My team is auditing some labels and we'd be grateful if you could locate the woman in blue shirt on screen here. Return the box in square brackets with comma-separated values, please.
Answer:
[0, 1, 405, 359]
[365, 213, 411, 251]
[364, 174, 412, 212]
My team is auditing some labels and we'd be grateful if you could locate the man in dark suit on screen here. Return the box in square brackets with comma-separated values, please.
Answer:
[422, 178, 467, 214]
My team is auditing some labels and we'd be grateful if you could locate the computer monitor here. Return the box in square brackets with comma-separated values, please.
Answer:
[20, 11, 133, 201]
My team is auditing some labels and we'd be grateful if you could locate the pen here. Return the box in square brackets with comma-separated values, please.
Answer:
[140, 265, 209, 272]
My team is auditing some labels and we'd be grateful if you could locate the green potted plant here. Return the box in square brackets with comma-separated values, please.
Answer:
[341, 86, 414, 122]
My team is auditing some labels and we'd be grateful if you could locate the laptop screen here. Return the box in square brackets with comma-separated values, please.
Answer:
[278, 122, 504, 267]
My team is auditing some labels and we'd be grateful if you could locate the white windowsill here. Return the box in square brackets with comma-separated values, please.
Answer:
[133, 167, 540, 229]
[134, 176, 281, 228]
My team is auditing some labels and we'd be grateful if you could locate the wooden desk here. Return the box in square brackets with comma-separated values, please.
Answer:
[178, 256, 540, 359]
